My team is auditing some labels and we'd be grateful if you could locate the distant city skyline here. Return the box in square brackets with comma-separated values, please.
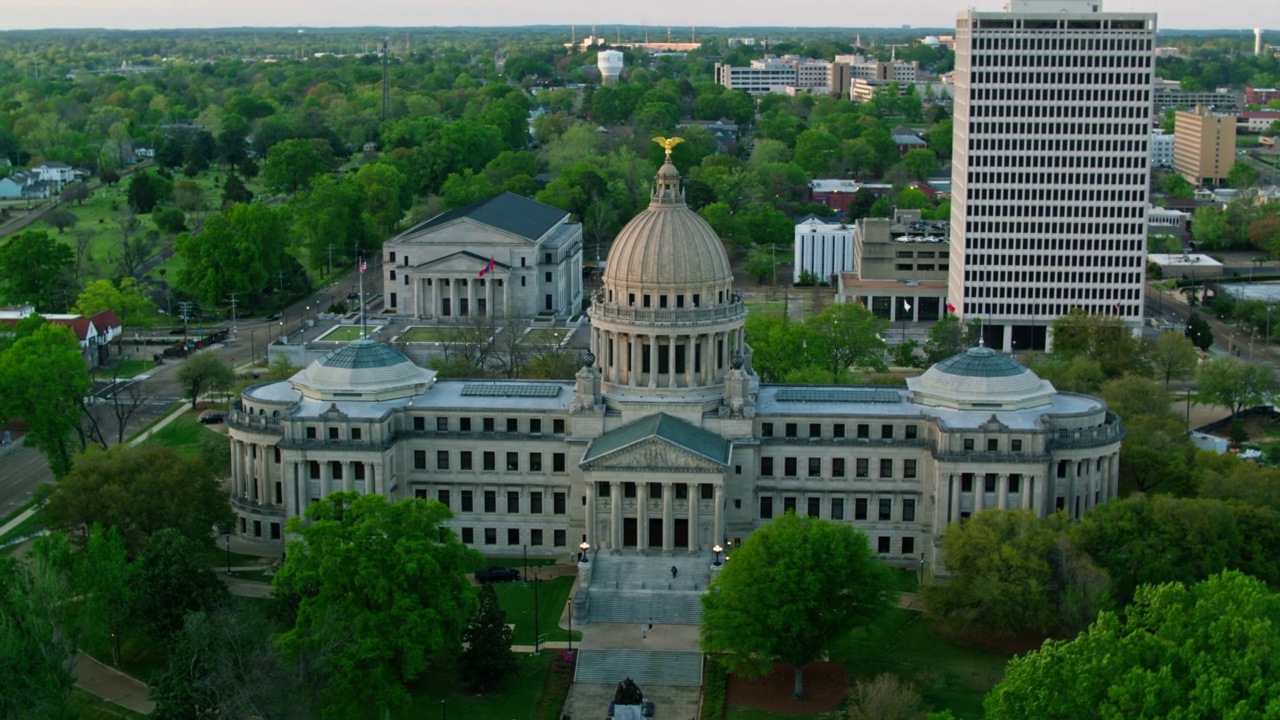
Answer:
[3, 0, 1277, 33]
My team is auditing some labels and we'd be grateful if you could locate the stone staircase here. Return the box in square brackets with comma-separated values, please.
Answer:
[583, 553, 712, 625]
[574, 649, 704, 687]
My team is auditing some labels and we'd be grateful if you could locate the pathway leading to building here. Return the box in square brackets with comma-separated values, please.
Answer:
[73, 651, 155, 715]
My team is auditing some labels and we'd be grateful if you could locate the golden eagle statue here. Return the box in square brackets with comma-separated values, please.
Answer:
[652, 136, 684, 159]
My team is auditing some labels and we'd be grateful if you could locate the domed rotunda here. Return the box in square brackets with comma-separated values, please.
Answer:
[590, 147, 747, 404]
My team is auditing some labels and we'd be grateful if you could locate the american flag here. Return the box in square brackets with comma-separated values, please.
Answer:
[360, 260, 368, 274]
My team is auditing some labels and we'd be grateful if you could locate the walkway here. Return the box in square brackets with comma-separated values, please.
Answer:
[74, 651, 155, 715]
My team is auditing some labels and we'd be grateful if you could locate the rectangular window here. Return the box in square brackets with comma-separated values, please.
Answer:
[881, 424, 894, 439]
[904, 459, 917, 479]
[484, 528, 496, 545]
[832, 498, 845, 520]
[963, 438, 974, 452]
[1012, 438, 1023, 452]
[414, 416, 426, 431]
[531, 529, 543, 546]
[649, 483, 662, 499]
[553, 492, 566, 514]
[903, 498, 916, 522]
[483, 452, 496, 471]
[785, 423, 797, 438]
[306, 426, 317, 439]
[855, 498, 868, 520]
[414, 450, 426, 469]
[553, 419, 565, 435]
[877, 536, 891, 553]
[984, 474, 997, 493]
[437, 489, 450, 508]
[461, 527, 474, 544]
[461, 491, 474, 512]
[1008, 474, 1021, 493]
[599, 482, 611, 498]
[784, 457, 797, 477]
[761, 457, 774, 476]
[328, 427, 339, 440]
[762, 422, 774, 437]
[554, 529, 566, 547]
[531, 492, 543, 513]
[530, 453, 543, 472]
[675, 483, 688, 499]
[350, 427, 362, 441]
[856, 458, 869, 477]
[880, 459, 893, 478]
[760, 496, 774, 519]
[961, 474, 973, 492]
[809, 423, 821, 438]
[701, 483, 714, 500]
[507, 528, 520, 545]
[783, 496, 797, 514]
[808, 458, 821, 477]
[857, 424, 870, 439]
[460, 452, 473, 471]
[507, 491, 519, 513]
[807, 497, 820, 517]
[506, 452, 519, 471]
[483, 417, 495, 433]
[905, 424, 918, 440]
[902, 536, 915, 555]
[460, 418, 472, 432]
[833, 423, 846, 439]
[436, 417, 448, 432]
[879, 498, 892, 521]
[553, 453, 566, 472]
[624, 482, 636, 498]
[506, 418, 518, 433]
[832, 458, 846, 477]
[484, 491, 496, 513]
[987, 438, 998, 452]
[530, 418, 542, 434]
[436, 451, 449, 470]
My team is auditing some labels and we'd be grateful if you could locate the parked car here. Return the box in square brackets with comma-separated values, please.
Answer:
[346, 291, 360, 300]
[199, 413, 225, 425]
[266, 313, 281, 321]
[474, 566, 520, 584]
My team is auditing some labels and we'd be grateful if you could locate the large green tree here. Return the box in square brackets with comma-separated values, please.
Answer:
[984, 571, 1280, 720]
[175, 350, 237, 409]
[41, 444, 233, 554]
[1146, 329, 1200, 388]
[290, 175, 379, 275]
[802, 302, 889, 380]
[175, 202, 290, 307]
[272, 494, 482, 718]
[72, 278, 154, 329]
[261, 138, 332, 194]
[1198, 356, 1276, 419]
[0, 322, 90, 477]
[700, 513, 894, 699]
[459, 583, 516, 692]
[0, 230, 75, 311]
[126, 528, 229, 641]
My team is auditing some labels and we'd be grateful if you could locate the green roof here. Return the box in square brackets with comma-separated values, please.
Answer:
[932, 346, 1027, 378]
[316, 339, 412, 370]
[409, 192, 568, 241]
[581, 413, 730, 466]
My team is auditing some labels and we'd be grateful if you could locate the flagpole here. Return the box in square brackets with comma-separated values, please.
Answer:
[359, 255, 366, 340]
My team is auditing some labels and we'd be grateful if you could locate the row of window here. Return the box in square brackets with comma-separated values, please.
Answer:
[760, 456, 919, 480]
[967, 283, 1138, 301]
[970, 188, 1145, 204]
[967, 203, 1144, 220]
[969, 87, 1150, 104]
[973, 52, 1151, 70]
[460, 526, 568, 547]
[969, 35, 1152, 52]
[962, 221, 1145, 239]
[416, 450, 568, 474]
[970, 137, 1146, 154]
[966, 152, 1147, 169]
[411, 415, 566, 435]
[894, 250, 948, 259]
[428, 488, 568, 515]
[894, 264, 947, 273]
[759, 496, 917, 523]
[594, 481, 716, 500]
[762, 421, 919, 441]
[965, 236, 1142, 252]
[971, 121, 1148, 140]
[607, 289, 728, 309]
[961, 301, 1137, 317]
[971, 71, 1151, 87]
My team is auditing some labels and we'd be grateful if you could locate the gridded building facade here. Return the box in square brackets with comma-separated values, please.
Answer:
[949, 0, 1156, 351]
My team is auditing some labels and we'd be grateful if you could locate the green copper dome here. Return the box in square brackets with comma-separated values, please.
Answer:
[293, 338, 436, 402]
[316, 338, 410, 370]
[931, 346, 1027, 378]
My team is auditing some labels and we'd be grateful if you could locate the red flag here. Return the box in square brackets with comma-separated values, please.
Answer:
[360, 260, 368, 274]
[478, 256, 494, 278]
[946, 302, 956, 313]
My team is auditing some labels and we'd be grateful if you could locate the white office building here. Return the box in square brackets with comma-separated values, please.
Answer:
[793, 217, 854, 284]
[1151, 129, 1175, 168]
[949, 0, 1156, 351]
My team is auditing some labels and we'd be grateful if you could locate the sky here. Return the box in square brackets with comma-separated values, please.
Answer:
[2, 0, 1276, 32]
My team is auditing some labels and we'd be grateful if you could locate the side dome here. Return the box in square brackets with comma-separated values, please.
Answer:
[603, 159, 733, 295]
[291, 338, 435, 401]
[906, 346, 1056, 410]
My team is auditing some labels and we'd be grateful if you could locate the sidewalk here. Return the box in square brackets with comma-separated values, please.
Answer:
[74, 651, 155, 715]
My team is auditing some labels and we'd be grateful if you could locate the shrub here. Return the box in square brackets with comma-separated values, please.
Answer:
[701, 659, 728, 720]
[533, 650, 575, 720]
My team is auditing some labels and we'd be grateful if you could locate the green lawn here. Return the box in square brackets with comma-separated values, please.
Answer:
[830, 609, 1012, 719]
[400, 651, 552, 720]
[493, 575, 581, 645]
[521, 328, 569, 346]
[143, 412, 218, 460]
[0, 506, 44, 547]
[399, 326, 450, 343]
[745, 301, 786, 317]
[81, 621, 170, 685]
[67, 688, 148, 720]
[318, 325, 367, 342]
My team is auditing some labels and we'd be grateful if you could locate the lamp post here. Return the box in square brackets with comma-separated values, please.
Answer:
[225, 532, 231, 576]
[278, 320, 284, 344]
[712, 544, 723, 566]
[579, 541, 590, 563]
[532, 567, 540, 655]
[523, 543, 528, 582]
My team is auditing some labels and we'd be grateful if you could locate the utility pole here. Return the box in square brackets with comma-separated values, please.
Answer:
[226, 293, 238, 338]
[326, 243, 336, 278]
[179, 300, 194, 350]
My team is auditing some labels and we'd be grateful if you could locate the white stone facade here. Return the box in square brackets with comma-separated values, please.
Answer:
[793, 218, 854, 284]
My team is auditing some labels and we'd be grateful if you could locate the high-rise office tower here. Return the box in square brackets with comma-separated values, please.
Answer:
[949, 0, 1156, 351]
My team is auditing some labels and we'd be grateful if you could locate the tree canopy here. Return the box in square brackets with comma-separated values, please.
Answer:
[700, 513, 895, 699]
[0, 321, 90, 477]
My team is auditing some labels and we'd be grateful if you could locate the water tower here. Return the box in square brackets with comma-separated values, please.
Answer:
[1256, 28, 1264, 56]
[597, 50, 624, 84]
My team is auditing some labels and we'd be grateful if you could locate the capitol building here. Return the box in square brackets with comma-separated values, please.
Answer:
[226, 155, 1124, 575]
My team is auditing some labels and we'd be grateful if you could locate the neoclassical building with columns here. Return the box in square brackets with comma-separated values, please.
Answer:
[227, 156, 1123, 575]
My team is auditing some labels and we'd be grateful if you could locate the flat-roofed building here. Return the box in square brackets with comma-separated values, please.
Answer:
[1173, 105, 1236, 186]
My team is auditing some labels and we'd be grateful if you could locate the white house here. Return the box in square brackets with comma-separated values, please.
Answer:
[31, 161, 75, 187]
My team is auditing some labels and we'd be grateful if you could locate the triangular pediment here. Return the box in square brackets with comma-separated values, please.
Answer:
[581, 437, 726, 474]
[412, 250, 511, 274]
[399, 216, 540, 247]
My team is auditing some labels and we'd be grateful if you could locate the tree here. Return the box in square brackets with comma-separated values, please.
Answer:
[41, 444, 233, 554]
[1191, 205, 1231, 249]
[60, 182, 90, 205]
[459, 584, 516, 692]
[272, 494, 482, 717]
[1049, 309, 1145, 379]
[1099, 374, 1172, 420]
[73, 278, 154, 329]
[1185, 312, 1214, 350]
[1198, 356, 1276, 419]
[1146, 329, 1199, 388]
[352, 161, 408, 234]
[925, 511, 1108, 636]
[45, 208, 77, 234]
[0, 230, 75, 311]
[803, 302, 889, 380]
[901, 148, 938, 180]
[127, 529, 229, 640]
[290, 175, 378, 275]
[176, 202, 290, 307]
[742, 246, 779, 284]
[700, 513, 894, 699]
[126, 170, 162, 213]
[176, 351, 237, 409]
[152, 206, 186, 234]
[172, 179, 205, 213]
[0, 323, 90, 477]
[984, 572, 1280, 720]
[1119, 414, 1194, 494]
[222, 173, 252, 206]
[440, 169, 498, 209]
[1227, 160, 1259, 189]
[923, 314, 972, 363]
[847, 674, 927, 720]
[262, 138, 331, 194]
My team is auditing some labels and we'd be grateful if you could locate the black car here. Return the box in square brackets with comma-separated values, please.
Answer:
[474, 566, 520, 584]
[199, 413, 225, 425]
[346, 291, 360, 300]
[266, 313, 281, 321]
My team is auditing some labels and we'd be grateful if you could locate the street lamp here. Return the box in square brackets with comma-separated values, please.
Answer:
[712, 544, 723, 566]
[278, 320, 284, 344]
[532, 567, 541, 655]
[579, 541, 590, 563]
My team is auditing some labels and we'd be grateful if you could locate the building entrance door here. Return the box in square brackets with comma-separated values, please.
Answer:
[648, 518, 662, 549]
[674, 519, 689, 548]
[623, 518, 637, 547]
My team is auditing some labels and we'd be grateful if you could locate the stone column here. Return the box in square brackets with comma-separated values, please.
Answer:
[430, 278, 440, 319]
[343, 462, 353, 493]
[365, 462, 375, 495]
[683, 336, 694, 387]
[321, 460, 332, 498]
[997, 474, 1008, 510]
[687, 483, 698, 553]
[1022, 476, 1033, 510]
[1109, 453, 1120, 499]
[713, 484, 724, 548]
[648, 338, 658, 388]
[667, 336, 677, 388]
[284, 461, 298, 520]
[502, 277, 511, 317]
[973, 477, 983, 513]
[662, 481, 674, 555]
[629, 334, 639, 386]
[950, 475, 961, 523]
[584, 481, 595, 549]
[448, 279, 459, 320]
[637, 481, 649, 553]
[1031, 474, 1044, 516]
[466, 279, 476, 317]
[610, 481, 622, 551]
[249, 445, 260, 503]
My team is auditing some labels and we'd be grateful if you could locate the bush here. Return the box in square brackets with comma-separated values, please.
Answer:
[533, 651, 575, 720]
[847, 673, 926, 720]
[701, 659, 728, 720]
